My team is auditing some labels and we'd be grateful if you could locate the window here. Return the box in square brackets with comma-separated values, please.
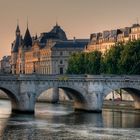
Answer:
[60, 60, 63, 64]
[60, 67, 63, 74]
[60, 52, 63, 56]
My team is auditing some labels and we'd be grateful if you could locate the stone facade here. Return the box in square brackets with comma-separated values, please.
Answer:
[85, 24, 140, 53]
[0, 56, 11, 73]
[11, 24, 88, 75]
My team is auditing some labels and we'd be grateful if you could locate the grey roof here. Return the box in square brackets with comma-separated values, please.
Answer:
[50, 24, 67, 40]
[23, 27, 32, 47]
[38, 24, 67, 48]
[12, 25, 22, 52]
[12, 36, 22, 52]
[131, 24, 140, 28]
[52, 40, 88, 49]
[103, 31, 110, 38]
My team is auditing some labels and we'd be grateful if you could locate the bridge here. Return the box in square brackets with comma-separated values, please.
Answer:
[0, 74, 140, 113]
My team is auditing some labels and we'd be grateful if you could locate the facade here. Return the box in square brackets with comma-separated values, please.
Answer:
[86, 24, 140, 53]
[0, 56, 11, 73]
[11, 24, 88, 74]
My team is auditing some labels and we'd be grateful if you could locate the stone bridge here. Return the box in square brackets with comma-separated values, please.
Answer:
[0, 74, 140, 113]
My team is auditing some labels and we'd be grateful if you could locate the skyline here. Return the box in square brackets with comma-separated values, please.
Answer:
[1, 0, 140, 59]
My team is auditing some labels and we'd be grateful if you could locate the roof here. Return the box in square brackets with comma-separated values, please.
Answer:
[16, 25, 20, 33]
[52, 40, 88, 49]
[38, 24, 67, 47]
[23, 27, 32, 47]
[12, 36, 22, 52]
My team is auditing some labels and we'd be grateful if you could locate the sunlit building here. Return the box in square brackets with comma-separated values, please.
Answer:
[11, 23, 88, 74]
[85, 24, 140, 53]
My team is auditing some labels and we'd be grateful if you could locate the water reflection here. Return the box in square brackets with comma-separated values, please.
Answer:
[0, 100, 140, 140]
[103, 109, 140, 128]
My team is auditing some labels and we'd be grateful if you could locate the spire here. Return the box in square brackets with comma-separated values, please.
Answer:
[27, 17, 29, 29]
[56, 21, 58, 27]
[12, 22, 22, 52]
[23, 21, 32, 47]
[35, 33, 38, 40]
[16, 20, 20, 36]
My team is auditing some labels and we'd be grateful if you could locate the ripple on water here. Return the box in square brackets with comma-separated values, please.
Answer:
[2, 119, 140, 140]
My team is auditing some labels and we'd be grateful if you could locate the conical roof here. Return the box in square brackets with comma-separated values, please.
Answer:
[23, 27, 32, 47]
[16, 24, 20, 33]
[12, 25, 22, 52]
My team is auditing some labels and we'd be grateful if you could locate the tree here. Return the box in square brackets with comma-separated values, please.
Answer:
[67, 51, 102, 74]
[119, 40, 140, 74]
[86, 51, 102, 74]
[101, 43, 124, 74]
[67, 40, 140, 75]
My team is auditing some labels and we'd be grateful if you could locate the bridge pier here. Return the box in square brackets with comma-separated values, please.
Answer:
[74, 91, 104, 113]
[51, 88, 59, 103]
[12, 92, 35, 114]
[134, 100, 140, 110]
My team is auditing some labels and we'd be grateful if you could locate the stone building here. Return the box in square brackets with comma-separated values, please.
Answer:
[0, 56, 11, 73]
[11, 23, 88, 74]
[85, 24, 140, 53]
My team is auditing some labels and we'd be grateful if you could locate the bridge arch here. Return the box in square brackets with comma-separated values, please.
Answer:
[0, 87, 19, 112]
[103, 85, 140, 109]
[35, 85, 88, 111]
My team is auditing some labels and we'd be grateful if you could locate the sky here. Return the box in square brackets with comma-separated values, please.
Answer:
[0, 0, 140, 59]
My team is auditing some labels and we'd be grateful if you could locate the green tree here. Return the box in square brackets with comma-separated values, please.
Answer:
[67, 51, 102, 74]
[101, 43, 124, 74]
[86, 51, 102, 74]
[119, 40, 140, 74]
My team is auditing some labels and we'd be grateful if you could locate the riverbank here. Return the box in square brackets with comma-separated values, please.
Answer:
[103, 100, 135, 110]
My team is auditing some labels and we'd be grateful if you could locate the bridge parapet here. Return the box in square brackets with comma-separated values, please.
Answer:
[0, 74, 140, 81]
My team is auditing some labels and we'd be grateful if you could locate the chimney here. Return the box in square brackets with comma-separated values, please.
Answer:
[73, 37, 76, 43]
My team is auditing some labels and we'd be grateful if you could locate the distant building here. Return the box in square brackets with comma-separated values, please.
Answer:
[11, 23, 88, 74]
[0, 56, 11, 73]
[85, 24, 140, 53]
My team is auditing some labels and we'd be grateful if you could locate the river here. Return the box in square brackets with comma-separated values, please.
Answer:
[0, 100, 140, 140]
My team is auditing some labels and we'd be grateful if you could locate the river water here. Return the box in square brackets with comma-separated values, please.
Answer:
[0, 100, 140, 140]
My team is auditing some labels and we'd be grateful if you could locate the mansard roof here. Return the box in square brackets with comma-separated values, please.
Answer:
[50, 24, 67, 40]
[52, 40, 88, 50]
[131, 24, 140, 28]
[38, 24, 67, 47]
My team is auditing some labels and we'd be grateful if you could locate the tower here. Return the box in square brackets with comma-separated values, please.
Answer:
[11, 24, 22, 74]
[16, 24, 20, 37]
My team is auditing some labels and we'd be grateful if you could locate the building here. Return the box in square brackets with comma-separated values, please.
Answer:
[85, 24, 140, 53]
[0, 56, 11, 73]
[11, 23, 88, 74]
